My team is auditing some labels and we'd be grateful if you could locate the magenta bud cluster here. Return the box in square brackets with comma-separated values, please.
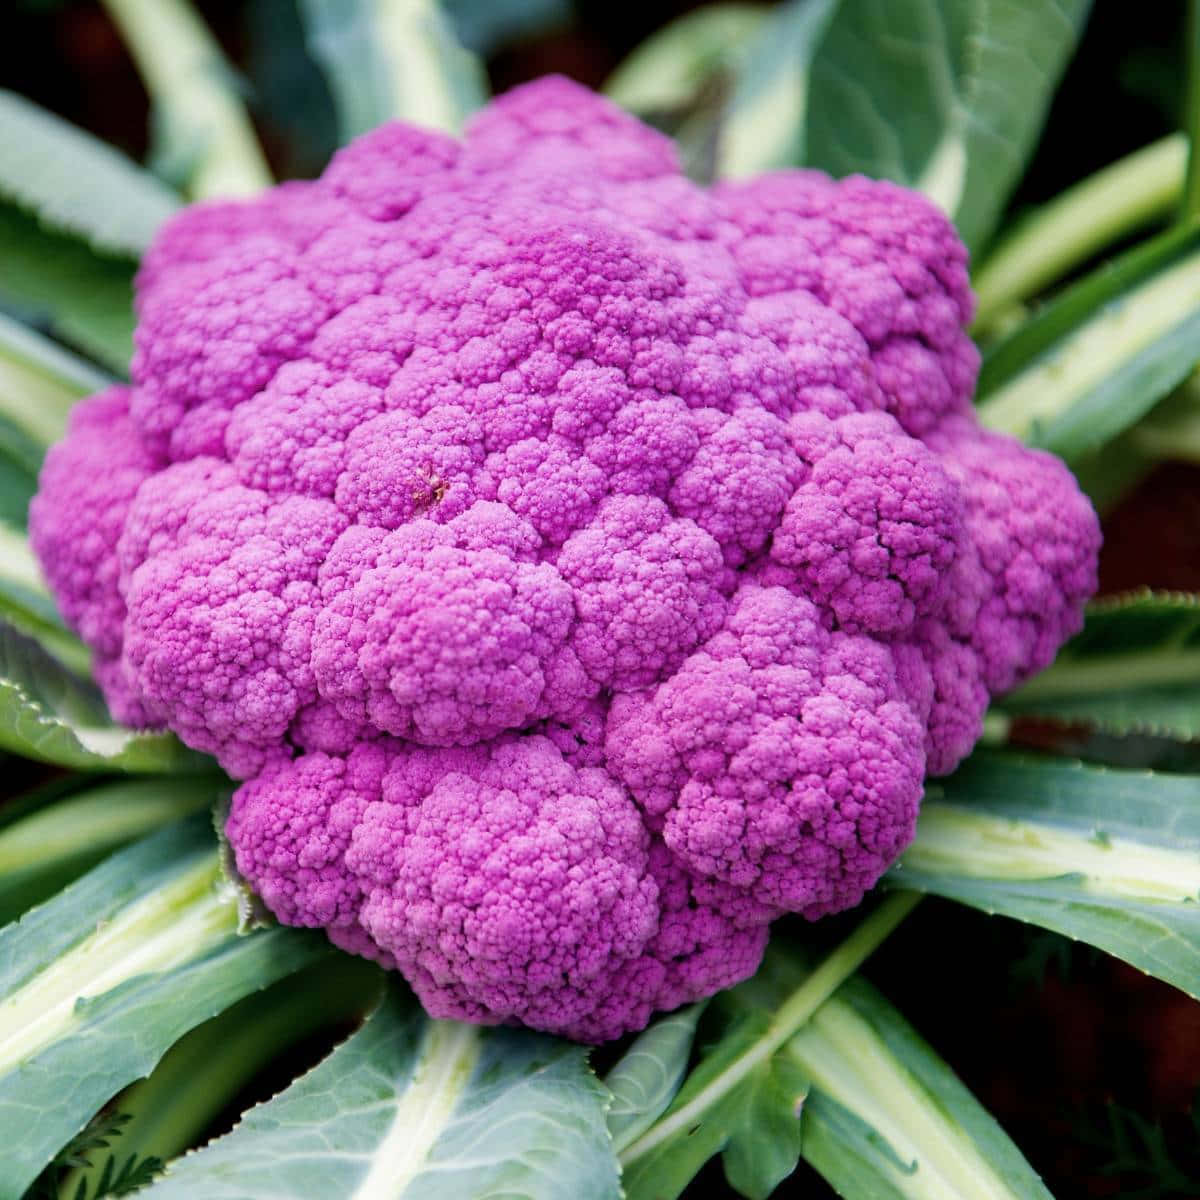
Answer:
[31, 77, 1100, 1041]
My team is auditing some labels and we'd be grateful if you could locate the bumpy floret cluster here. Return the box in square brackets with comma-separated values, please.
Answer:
[31, 77, 1101, 1041]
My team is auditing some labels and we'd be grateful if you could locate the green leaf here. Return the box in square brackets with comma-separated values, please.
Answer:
[1066, 428, 1157, 516]
[0, 773, 86, 835]
[1001, 591, 1200, 740]
[25, 1109, 144, 1199]
[0, 332, 95, 665]
[0, 89, 179, 257]
[604, 4, 771, 117]
[976, 224, 1200, 462]
[618, 895, 920, 1200]
[0, 620, 203, 772]
[0, 425, 39, 530]
[605, 3, 778, 184]
[298, 0, 488, 141]
[0, 775, 221, 924]
[789, 972, 1054, 1199]
[0, 202, 136, 373]
[0, 312, 105, 542]
[211, 794, 275, 933]
[721, 1052, 810, 1200]
[619, 1011, 784, 1200]
[971, 133, 1187, 332]
[714, 0, 840, 179]
[693, 942, 1052, 1200]
[59, 958, 382, 1200]
[135, 985, 621, 1200]
[0, 309, 108, 449]
[0, 815, 330, 1200]
[605, 1003, 705, 1154]
[1127, 371, 1200, 464]
[799, 0, 1093, 254]
[100, 0, 271, 200]
[81, 1151, 165, 1197]
[892, 751, 1200, 999]
[0, 525, 91, 674]
[979, 225, 1197, 396]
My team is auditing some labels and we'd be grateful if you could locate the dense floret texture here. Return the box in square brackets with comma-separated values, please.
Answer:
[31, 77, 1101, 1041]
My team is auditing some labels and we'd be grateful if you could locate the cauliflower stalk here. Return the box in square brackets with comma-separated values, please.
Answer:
[30, 77, 1100, 1042]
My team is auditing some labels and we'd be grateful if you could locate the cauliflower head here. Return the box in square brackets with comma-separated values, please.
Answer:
[30, 77, 1100, 1041]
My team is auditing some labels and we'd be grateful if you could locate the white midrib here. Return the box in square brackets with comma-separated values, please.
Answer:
[978, 249, 1200, 436]
[915, 123, 968, 219]
[353, 1020, 481, 1200]
[0, 521, 50, 595]
[376, 0, 469, 134]
[901, 803, 1200, 903]
[787, 999, 1019, 1200]
[0, 855, 235, 1073]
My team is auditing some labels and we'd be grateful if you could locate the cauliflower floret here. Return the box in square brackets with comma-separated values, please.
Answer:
[558, 495, 730, 690]
[763, 411, 964, 636]
[312, 504, 581, 746]
[606, 587, 925, 915]
[29, 387, 161, 724]
[31, 75, 1101, 1042]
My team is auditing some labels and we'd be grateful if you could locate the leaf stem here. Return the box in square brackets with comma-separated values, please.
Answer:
[99, 0, 272, 199]
[1183, 0, 1200, 222]
[298, 0, 487, 141]
[0, 850, 236, 1074]
[618, 891, 921, 1168]
[0, 776, 218, 924]
[972, 135, 1186, 333]
[1008, 646, 1200, 702]
[897, 803, 1200, 904]
[975, 230, 1200, 459]
[0, 312, 108, 446]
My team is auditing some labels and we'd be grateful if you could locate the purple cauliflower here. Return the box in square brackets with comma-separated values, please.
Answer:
[30, 76, 1101, 1042]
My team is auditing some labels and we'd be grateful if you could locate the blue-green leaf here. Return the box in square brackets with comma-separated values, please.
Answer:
[0, 89, 180, 257]
[298, 0, 488, 141]
[0, 816, 330, 1200]
[605, 1002, 705, 1154]
[801, 0, 1093, 254]
[977, 224, 1200, 461]
[892, 751, 1200, 998]
[0, 620, 201, 771]
[137, 985, 620, 1200]
[444, 0, 571, 55]
[1002, 591, 1200, 740]
[60, 958, 383, 1199]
